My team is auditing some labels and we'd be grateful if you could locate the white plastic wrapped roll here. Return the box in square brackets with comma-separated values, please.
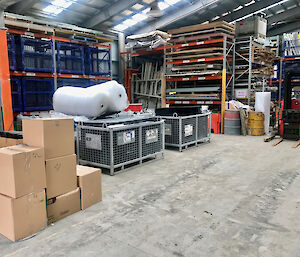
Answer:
[53, 80, 129, 117]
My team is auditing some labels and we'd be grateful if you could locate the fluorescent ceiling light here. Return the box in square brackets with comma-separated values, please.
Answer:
[132, 13, 148, 21]
[113, 24, 128, 31]
[142, 7, 151, 13]
[158, 2, 169, 10]
[43, 5, 63, 15]
[52, 0, 72, 8]
[123, 19, 139, 26]
[165, 0, 181, 5]
[132, 3, 144, 10]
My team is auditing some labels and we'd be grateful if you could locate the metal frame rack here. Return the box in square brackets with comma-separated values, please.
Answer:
[164, 22, 235, 133]
[157, 112, 211, 152]
[76, 118, 165, 176]
[232, 36, 275, 105]
[6, 29, 112, 119]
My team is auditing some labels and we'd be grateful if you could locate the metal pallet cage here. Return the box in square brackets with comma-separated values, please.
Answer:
[22, 78, 54, 111]
[19, 36, 54, 73]
[86, 47, 111, 76]
[57, 42, 85, 74]
[7, 33, 17, 71]
[10, 78, 23, 112]
[76, 119, 165, 176]
[158, 113, 211, 151]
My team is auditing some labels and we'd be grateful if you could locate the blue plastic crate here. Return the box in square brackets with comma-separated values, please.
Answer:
[86, 47, 111, 76]
[10, 78, 23, 112]
[19, 36, 54, 73]
[57, 78, 89, 88]
[88, 79, 106, 87]
[7, 34, 17, 71]
[57, 42, 84, 74]
[22, 78, 54, 111]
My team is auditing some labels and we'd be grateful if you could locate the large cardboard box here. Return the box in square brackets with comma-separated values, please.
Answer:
[0, 145, 46, 198]
[47, 188, 80, 224]
[0, 190, 47, 242]
[45, 154, 77, 199]
[22, 118, 75, 159]
[77, 165, 102, 210]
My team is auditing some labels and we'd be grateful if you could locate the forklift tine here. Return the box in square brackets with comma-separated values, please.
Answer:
[292, 140, 300, 148]
[272, 137, 283, 147]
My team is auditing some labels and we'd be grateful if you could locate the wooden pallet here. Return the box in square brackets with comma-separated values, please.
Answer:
[168, 21, 235, 35]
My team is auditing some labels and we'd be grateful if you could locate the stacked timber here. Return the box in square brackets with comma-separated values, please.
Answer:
[165, 21, 235, 104]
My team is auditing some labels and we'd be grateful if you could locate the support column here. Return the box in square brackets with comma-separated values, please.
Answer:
[118, 32, 126, 85]
[0, 10, 14, 131]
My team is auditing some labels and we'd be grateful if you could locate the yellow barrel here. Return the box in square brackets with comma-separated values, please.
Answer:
[248, 112, 264, 136]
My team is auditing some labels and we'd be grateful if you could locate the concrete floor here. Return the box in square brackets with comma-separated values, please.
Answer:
[1, 135, 300, 257]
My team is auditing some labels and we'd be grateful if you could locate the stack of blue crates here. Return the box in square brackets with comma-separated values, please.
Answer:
[18, 36, 54, 73]
[10, 78, 23, 112]
[57, 78, 89, 88]
[86, 47, 111, 76]
[7, 34, 17, 71]
[22, 78, 54, 111]
[57, 42, 84, 74]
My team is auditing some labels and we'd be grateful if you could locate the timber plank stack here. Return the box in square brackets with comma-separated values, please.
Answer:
[165, 21, 235, 105]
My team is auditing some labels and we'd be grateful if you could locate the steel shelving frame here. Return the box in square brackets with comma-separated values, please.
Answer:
[232, 36, 274, 105]
[164, 35, 234, 133]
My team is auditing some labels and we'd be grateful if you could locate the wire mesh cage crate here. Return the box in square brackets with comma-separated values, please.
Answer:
[86, 47, 111, 76]
[19, 36, 54, 73]
[76, 119, 165, 176]
[7, 33, 17, 71]
[157, 112, 211, 151]
[10, 78, 23, 112]
[57, 42, 84, 74]
[22, 78, 54, 111]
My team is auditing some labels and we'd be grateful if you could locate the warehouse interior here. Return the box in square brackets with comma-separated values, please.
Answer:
[0, 0, 300, 256]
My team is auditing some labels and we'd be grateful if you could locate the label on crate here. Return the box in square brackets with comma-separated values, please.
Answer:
[183, 60, 190, 63]
[85, 133, 101, 150]
[182, 43, 189, 47]
[197, 58, 205, 62]
[182, 78, 190, 81]
[184, 124, 193, 137]
[145, 128, 159, 144]
[26, 73, 36, 76]
[165, 124, 172, 136]
[197, 42, 204, 45]
[117, 130, 135, 145]
[71, 75, 80, 78]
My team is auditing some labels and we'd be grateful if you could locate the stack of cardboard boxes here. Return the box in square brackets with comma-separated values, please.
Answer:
[0, 118, 102, 242]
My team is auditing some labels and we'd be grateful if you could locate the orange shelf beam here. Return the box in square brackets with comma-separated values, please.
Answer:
[166, 56, 226, 65]
[166, 75, 222, 82]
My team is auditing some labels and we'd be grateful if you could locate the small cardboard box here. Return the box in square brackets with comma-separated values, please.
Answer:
[0, 145, 46, 198]
[22, 118, 75, 159]
[45, 154, 77, 199]
[0, 190, 47, 242]
[0, 137, 6, 148]
[47, 188, 80, 224]
[77, 165, 102, 210]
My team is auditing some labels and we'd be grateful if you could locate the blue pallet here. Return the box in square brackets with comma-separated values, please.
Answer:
[19, 36, 54, 73]
[22, 78, 54, 111]
[57, 42, 84, 74]
[86, 47, 111, 76]
[7, 34, 17, 71]
[10, 78, 23, 112]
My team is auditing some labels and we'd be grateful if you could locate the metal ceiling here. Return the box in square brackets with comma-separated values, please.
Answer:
[2, 0, 300, 36]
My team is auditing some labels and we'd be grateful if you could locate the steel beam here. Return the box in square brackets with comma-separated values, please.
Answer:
[268, 20, 300, 36]
[0, 0, 22, 9]
[268, 5, 300, 25]
[135, 0, 219, 34]
[84, 0, 140, 29]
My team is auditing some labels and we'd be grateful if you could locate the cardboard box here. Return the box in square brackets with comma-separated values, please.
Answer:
[22, 118, 75, 159]
[0, 145, 46, 198]
[77, 165, 102, 210]
[0, 137, 23, 148]
[47, 188, 80, 224]
[45, 154, 77, 199]
[0, 190, 47, 242]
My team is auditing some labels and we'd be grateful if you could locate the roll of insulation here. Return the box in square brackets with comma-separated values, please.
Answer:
[53, 80, 129, 117]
